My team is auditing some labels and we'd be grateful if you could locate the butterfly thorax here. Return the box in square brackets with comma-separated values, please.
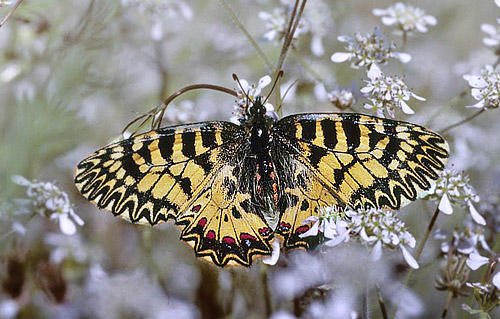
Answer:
[243, 97, 281, 229]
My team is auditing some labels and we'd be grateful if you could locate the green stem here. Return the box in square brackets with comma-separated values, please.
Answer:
[440, 108, 486, 134]
[423, 90, 467, 127]
[391, 206, 441, 319]
[218, 0, 274, 73]
[291, 46, 325, 85]
[261, 264, 273, 317]
[376, 284, 389, 319]
[441, 290, 454, 318]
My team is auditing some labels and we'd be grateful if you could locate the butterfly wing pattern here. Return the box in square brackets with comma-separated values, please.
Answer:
[75, 107, 449, 267]
[273, 113, 449, 250]
[74, 122, 274, 266]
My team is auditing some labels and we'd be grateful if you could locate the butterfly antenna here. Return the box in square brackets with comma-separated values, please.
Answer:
[232, 73, 253, 111]
[262, 70, 284, 105]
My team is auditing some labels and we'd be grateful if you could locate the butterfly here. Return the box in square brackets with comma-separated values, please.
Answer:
[74, 95, 449, 267]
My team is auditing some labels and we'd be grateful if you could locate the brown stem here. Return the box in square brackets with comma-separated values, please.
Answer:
[0, 0, 24, 28]
[376, 284, 388, 319]
[275, 0, 307, 72]
[440, 108, 485, 134]
[153, 84, 237, 130]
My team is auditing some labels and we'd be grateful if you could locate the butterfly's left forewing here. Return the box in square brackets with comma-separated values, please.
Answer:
[75, 121, 273, 266]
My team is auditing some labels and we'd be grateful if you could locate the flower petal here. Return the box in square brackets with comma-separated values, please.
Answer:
[438, 193, 453, 215]
[371, 240, 383, 261]
[262, 239, 280, 265]
[393, 52, 412, 64]
[468, 202, 486, 225]
[11, 175, 31, 186]
[59, 215, 77, 235]
[400, 245, 419, 269]
[400, 100, 415, 115]
[492, 271, 500, 289]
[258, 75, 272, 89]
[331, 52, 352, 63]
[466, 252, 489, 270]
[367, 64, 382, 80]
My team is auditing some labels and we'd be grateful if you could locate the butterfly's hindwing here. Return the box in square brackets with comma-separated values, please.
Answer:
[272, 113, 449, 211]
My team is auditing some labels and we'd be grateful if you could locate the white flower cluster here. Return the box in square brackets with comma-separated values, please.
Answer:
[361, 64, 425, 118]
[299, 206, 418, 269]
[481, 20, 500, 48]
[327, 88, 356, 110]
[259, 0, 332, 56]
[372, 3, 437, 34]
[121, 0, 193, 41]
[12, 175, 84, 235]
[423, 169, 485, 225]
[463, 65, 500, 109]
[230, 75, 276, 124]
[347, 208, 419, 269]
[434, 224, 491, 256]
[298, 206, 350, 247]
[331, 27, 411, 69]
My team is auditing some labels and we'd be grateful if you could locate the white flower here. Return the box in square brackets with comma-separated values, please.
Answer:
[466, 252, 490, 270]
[466, 253, 500, 289]
[361, 64, 425, 118]
[373, 3, 437, 34]
[481, 21, 500, 47]
[331, 27, 410, 69]
[259, 0, 331, 56]
[12, 175, 84, 235]
[463, 64, 500, 109]
[299, 206, 350, 247]
[347, 208, 419, 269]
[327, 88, 357, 110]
[259, 8, 288, 42]
[423, 169, 485, 225]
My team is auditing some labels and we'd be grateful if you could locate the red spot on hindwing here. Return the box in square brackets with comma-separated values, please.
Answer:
[206, 230, 216, 240]
[279, 222, 291, 232]
[240, 233, 257, 241]
[258, 227, 272, 236]
[197, 217, 207, 227]
[223, 236, 236, 244]
[191, 204, 201, 213]
[295, 225, 310, 234]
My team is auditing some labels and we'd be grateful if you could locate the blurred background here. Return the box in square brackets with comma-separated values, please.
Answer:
[1, 0, 499, 318]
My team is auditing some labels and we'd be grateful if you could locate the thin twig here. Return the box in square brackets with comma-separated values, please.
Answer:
[218, 0, 274, 73]
[376, 284, 389, 319]
[391, 206, 441, 319]
[440, 108, 486, 134]
[0, 0, 24, 28]
[276, 0, 307, 72]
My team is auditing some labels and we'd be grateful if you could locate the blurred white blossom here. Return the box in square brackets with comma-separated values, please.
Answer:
[259, 0, 331, 56]
[327, 88, 357, 110]
[121, 0, 193, 41]
[423, 169, 485, 225]
[361, 64, 425, 118]
[435, 223, 491, 255]
[0, 1, 13, 8]
[162, 100, 196, 124]
[372, 3, 437, 34]
[348, 208, 419, 269]
[481, 20, 500, 47]
[331, 27, 410, 69]
[12, 175, 84, 235]
[0, 299, 18, 319]
[463, 64, 500, 109]
[263, 238, 281, 265]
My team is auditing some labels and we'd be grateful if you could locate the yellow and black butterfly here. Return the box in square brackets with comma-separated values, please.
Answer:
[74, 91, 449, 267]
